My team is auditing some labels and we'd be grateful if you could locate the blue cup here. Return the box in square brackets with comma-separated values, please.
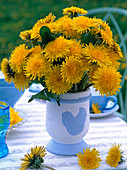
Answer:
[0, 101, 10, 158]
[90, 95, 117, 112]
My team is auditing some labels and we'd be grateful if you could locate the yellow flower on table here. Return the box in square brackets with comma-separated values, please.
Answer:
[10, 107, 23, 126]
[77, 147, 102, 170]
[20, 145, 55, 170]
[106, 143, 125, 168]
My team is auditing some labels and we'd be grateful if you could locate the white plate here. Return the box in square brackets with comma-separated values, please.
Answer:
[90, 101, 119, 118]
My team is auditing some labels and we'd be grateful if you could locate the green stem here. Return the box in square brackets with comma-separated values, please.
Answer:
[41, 164, 56, 170]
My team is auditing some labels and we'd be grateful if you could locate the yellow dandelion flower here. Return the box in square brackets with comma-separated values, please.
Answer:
[97, 20, 113, 45]
[30, 45, 43, 57]
[25, 53, 49, 80]
[20, 146, 46, 170]
[10, 44, 30, 74]
[83, 43, 111, 66]
[92, 65, 122, 96]
[100, 29, 113, 45]
[31, 13, 56, 41]
[77, 147, 102, 169]
[68, 40, 84, 58]
[63, 6, 87, 16]
[45, 65, 72, 95]
[13, 72, 30, 91]
[55, 16, 79, 38]
[19, 29, 32, 41]
[111, 41, 123, 59]
[1, 58, 14, 83]
[106, 144, 124, 168]
[61, 57, 84, 84]
[72, 16, 96, 34]
[92, 102, 102, 114]
[106, 47, 121, 68]
[44, 36, 70, 62]
[10, 107, 23, 126]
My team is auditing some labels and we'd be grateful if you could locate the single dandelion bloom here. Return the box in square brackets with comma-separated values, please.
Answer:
[61, 57, 85, 84]
[20, 29, 32, 41]
[92, 65, 122, 96]
[63, 6, 87, 16]
[44, 36, 70, 62]
[83, 43, 111, 66]
[67, 40, 84, 58]
[77, 148, 102, 169]
[31, 13, 56, 41]
[13, 72, 30, 91]
[45, 65, 72, 95]
[106, 47, 121, 68]
[20, 146, 47, 170]
[25, 53, 49, 80]
[111, 41, 123, 59]
[30, 45, 43, 57]
[1, 58, 14, 83]
[10, 44, 30, 74]
[10, 107, 23, 126]
[55, 16, 78, 38]
[72, 16, 96, 34]
[106, 144, 125, 168]
[97, 20, 113, 45]
[92, 102, 102, 114]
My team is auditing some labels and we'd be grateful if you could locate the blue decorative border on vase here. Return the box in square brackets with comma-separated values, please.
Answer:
[46, 139, 88, 156]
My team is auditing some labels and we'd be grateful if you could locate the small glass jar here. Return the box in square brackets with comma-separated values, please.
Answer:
[0, 101, 10, 158]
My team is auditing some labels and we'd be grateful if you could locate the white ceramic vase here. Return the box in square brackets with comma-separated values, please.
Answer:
[46, 88, 91, 155]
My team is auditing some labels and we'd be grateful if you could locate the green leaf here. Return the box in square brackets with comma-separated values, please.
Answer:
[28, 89, 51, 102]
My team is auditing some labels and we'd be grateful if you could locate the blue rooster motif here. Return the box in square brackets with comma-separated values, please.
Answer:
[62, 107, 87, 136]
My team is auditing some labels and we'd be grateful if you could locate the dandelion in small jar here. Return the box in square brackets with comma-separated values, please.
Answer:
[77, 147, 102, 169]
[20, 145, 55, 170]
[106, 143, 125, 168]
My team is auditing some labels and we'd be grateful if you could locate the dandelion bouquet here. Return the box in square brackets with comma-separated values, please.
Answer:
[1, 6, 122, 104]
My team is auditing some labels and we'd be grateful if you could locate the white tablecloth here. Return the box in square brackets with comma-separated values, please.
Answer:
[0, 89, 127, 170]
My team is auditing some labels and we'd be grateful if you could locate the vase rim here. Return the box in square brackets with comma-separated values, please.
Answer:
[59, 88, 91, 100]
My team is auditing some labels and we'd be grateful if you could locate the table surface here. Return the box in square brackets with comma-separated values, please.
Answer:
[0, 89, 127, 170]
